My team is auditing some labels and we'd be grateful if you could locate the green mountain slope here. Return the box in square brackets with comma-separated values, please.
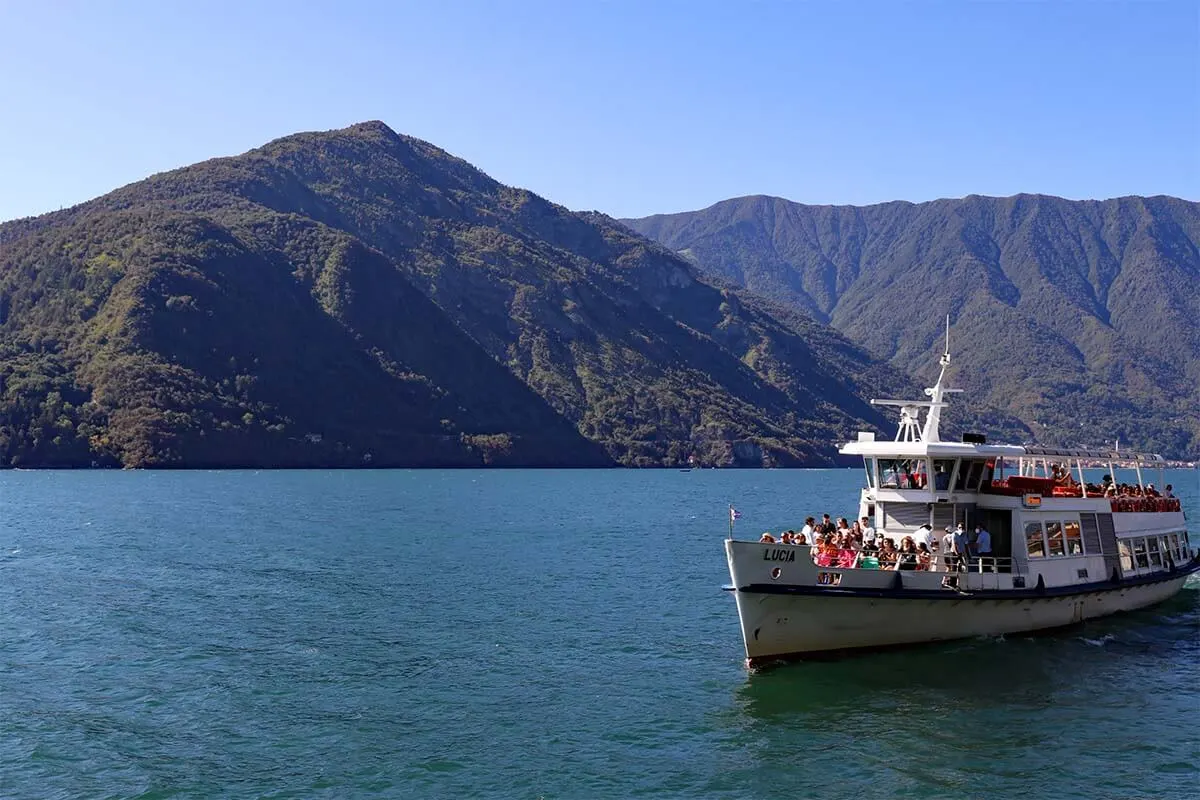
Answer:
[625, 194, 1200, 457]
[0, 122, 958, 468]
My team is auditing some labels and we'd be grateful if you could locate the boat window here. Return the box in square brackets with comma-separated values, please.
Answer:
[954, 461, 971, 491]
[878, 458, 925, 489]
[965, 460, 986, 491]
[932, 459, 955, 491]
[1046, 521, 1065, 557]
[981, 459, 996, 487]
[1170, 533, 1181, 559]
[1148, 537, 1162, 567]
[1133, 539, 1148, 569]
[909, 459, 927, 488]
[1063, 520, 1083, 555]
[1160, 536, 1173, 562]
[863, 458, 876, 489]
[1025, 522, 1046, 559]
[1118, 540, 1133, 570]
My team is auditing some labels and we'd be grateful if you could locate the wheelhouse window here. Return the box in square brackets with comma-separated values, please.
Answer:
[981, 459, 996, 487]
[966, 461, 986, 491]
[954, 461, 970, 491]
[1133, 539, 1148, 569]
[1118, 540, 1133, 570]
[1025, 522, 1046, 559]
[878, 458, 926, 489]
[1148, 537, 1162, 567]
[932, 459, 955, 491]
[863, 458, 876, 489]
[1046, 521, 1065, 557]
[1063, 520, 1083, 555]
[954, 459, 988, 492]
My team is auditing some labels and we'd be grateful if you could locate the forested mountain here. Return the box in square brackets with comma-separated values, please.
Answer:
[0, 122, 981, 468]
[626, 195, 1200, 458]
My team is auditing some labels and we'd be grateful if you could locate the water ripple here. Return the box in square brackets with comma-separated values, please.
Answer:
[1, 468, 1197, 798]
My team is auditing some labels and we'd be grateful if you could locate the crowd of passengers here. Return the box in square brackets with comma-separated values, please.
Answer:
[757, 514, 992, 572]
[1086, 472, 1175, 500]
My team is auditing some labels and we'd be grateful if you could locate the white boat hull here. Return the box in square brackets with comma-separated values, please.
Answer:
[733, 573, 1191, 665]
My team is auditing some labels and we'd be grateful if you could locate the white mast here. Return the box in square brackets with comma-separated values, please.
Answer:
[921, 316, 962, 443]
[870, 315, 962, 443]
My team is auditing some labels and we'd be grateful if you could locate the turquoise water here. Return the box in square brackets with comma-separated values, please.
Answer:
[1, 468, 1197, 799]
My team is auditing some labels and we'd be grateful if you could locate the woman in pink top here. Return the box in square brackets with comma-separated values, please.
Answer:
[815, 534, 839, 567]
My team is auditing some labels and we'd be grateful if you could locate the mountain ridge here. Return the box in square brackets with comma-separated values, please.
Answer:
[1, 121, 984, 468]
[624, 192, 1200, 457]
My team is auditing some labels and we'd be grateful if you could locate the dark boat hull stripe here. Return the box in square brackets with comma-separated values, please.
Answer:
[728, 557, 1200, 601]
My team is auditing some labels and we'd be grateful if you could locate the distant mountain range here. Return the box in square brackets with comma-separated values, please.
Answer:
[0, 122, 980, 468]
[625, 194, 1200, 458]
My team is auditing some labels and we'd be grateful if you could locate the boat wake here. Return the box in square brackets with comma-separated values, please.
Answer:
[1079, 633, 1117, 647]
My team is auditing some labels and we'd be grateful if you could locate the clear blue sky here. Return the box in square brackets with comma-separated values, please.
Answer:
[1, 0, 1197, 223]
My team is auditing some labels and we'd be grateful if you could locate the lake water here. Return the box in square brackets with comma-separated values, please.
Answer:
[1, 468, 1197, 799]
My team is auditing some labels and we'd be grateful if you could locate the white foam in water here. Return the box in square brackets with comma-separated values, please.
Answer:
[1081, 633, 1117, 647]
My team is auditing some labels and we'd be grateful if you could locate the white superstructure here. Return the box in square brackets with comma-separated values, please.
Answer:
[724, 325, 1197, 667]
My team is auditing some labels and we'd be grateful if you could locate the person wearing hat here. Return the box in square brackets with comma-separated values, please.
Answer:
[914, 523, 935, 554]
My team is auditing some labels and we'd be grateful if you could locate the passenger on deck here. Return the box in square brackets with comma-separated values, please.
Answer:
[942, 527, 958, 571]
[861, 516, 877, 545]
[1164, 484, 1175, 499]
[878, 538, 898, 569]
[800, 517, 816, 540]
[820, 514, 836, 535]
[973, 525, 992, 571]
[914, 523, 935, 553]
[795, 533, 808, 545]
[836, 518, 852, 537]
[917, 542, 932, 571]
[953, 525, 969, 571]
[780, 532, 793, 544]
[816, 534, 839, 567]
[837, 540, 858, 569]
[760, 532, 776, 543]
[895, 537, 919, 570]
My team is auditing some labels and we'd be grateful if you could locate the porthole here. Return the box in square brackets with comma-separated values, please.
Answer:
[771, 567, 782, 580]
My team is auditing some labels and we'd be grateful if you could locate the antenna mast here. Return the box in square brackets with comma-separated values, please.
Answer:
[921, 315, 960, 443]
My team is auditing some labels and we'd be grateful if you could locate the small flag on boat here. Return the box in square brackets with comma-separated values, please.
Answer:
[729, 505, 742, 523]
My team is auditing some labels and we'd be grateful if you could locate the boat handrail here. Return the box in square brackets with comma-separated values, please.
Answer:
[808, 549, 1015, 573]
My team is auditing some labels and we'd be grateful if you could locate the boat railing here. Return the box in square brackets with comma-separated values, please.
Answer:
[1111, 497, 1182, 513]
[959, 555, 1015, 574]
[809, 550, 1014, 574]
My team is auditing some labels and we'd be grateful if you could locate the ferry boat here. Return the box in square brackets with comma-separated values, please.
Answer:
[723, 330, 1197, 668]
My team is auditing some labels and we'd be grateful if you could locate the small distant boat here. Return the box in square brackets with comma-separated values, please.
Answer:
[723, 321, 1197, 668]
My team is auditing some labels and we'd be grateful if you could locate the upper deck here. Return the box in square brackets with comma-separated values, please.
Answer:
[838, 321, 1180, 516]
